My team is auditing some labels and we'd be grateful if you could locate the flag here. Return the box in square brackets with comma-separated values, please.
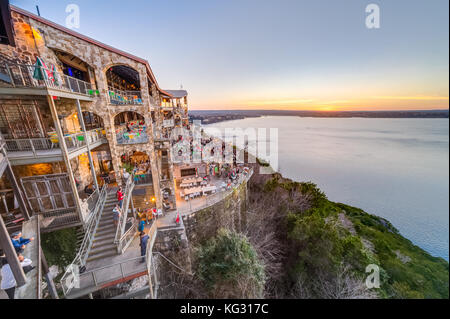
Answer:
[176, 212, 180, 224]
[32, 57, 45, 80]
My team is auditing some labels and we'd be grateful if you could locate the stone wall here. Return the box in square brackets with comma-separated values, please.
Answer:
[182, 180, 249, 245]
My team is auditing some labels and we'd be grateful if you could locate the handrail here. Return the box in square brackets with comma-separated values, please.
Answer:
[145, 222, 158, 299]
[61, 184, 108, 296]
[178, 168, 253, 215]
[4, 129, 106, 157]
[114, 175, 135, 253]
[108, 86, 143, 105]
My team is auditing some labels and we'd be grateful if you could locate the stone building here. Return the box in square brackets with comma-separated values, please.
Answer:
[0, 4, 189, 235]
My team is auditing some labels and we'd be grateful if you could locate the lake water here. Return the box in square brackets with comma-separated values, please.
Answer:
[204, 116, 449, 261]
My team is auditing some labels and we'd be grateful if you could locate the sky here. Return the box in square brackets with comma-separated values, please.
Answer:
[11, 0, 450, 111]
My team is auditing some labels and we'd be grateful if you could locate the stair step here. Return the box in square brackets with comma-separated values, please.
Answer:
[87, 250, 117, 262]
[98, 218, 114, 225]
[92, 237, 115, 247]
[89, 243, 116, 255]
[95, 223, 115, 232]
[93, 233, 115, 243]
[94, 227, 116, 237]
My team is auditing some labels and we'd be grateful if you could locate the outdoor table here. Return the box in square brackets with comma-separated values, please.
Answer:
[184, 187, 202, 196]
[202, 185, 217, 194]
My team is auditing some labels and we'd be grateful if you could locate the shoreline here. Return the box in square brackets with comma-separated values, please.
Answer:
[190, 109, 449, 125]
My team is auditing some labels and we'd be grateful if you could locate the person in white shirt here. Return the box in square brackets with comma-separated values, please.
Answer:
[1, 253, 34, 299]
[123, 169, 130, 182]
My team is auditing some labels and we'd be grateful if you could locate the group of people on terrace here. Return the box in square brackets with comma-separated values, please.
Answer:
[1, 231, 35, 299]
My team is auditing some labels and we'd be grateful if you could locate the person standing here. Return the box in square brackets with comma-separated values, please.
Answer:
[117, 187, 124, 208]
[1, 254, 33, 299]
[112, 204, 121, 227]
[139, 231, 149, 263]
[11, 232, 34, 254]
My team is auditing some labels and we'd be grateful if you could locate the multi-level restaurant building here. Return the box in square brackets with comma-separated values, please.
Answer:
[0, 3, 190, 297]
[0, 3, 252, 299]
[0, 4, 188, 225]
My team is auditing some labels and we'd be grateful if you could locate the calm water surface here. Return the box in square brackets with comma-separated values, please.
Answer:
[205, 116, 449, 260]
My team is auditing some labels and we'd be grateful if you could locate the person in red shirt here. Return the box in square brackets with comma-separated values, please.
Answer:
[117, 187, 124, 208]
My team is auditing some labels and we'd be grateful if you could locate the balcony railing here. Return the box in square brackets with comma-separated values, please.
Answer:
[153, 128, 170, 141]
[162, 119, 174, 128]
[134, 173, 153, 185]
[0, 62, 94, 97]
[114, 176, 136, 254]
[4, 129, 106, 158]
[108, 87, 143, 105]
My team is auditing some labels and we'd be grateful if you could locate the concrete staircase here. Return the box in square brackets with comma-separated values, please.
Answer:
[87, 191, 118, 262]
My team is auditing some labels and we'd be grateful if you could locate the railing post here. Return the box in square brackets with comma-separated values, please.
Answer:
[0, 215, 27, 287]
[30, 139, 37, 157]
[67, 76, 72, 91]
[17, 64, 26, 86]
[5, 63, 15, 87]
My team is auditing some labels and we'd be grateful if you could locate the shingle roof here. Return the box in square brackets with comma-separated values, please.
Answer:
[163, 90, 188, 98]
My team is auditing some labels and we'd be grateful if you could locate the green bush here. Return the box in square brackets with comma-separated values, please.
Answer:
[41, 227, 78, 270]
[195, 229, 265, 298]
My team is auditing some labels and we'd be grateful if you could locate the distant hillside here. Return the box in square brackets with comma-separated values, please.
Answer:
[189, 109, 449, 124]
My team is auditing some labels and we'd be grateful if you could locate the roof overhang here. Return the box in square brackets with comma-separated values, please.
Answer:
[10, 5, 173, 97]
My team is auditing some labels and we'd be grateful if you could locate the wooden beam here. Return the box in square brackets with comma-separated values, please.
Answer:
[0, 215, 27, 287]
[46, 95, 83, 224]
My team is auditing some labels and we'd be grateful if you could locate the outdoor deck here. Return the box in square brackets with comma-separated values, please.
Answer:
[5, 136, 107, 165]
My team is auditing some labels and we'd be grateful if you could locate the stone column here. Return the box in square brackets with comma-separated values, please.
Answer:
[104, 111, 123, 187]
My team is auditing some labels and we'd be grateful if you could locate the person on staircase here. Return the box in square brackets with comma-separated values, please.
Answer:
[117, 187, 124, 208]
[139, 231, 149, 263]
[112, 204, 121, 227]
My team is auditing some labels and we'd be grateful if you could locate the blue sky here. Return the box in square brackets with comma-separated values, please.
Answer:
[11, 0, 449, 110]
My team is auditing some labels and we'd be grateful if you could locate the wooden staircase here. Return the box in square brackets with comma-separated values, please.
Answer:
[86, 191, 118, 262]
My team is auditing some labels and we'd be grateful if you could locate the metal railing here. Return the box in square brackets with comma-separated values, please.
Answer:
[61, 184, 108, 296]
[178, 168, 253, 215]
[116, 130, 149, 145]
[146, 222, 158, 299]
[108, 87, 143, 105]
[39, 208, 80, 232]
[153, 128, 170, 141]
[65, 255, 148, 298]
[4, 129, 106, 158]
[162, 119, 174, 128]
[0, 61, 93, 96]
[0, 133, 5, 150]
[134, 173, 153, 185]
[114, 175, 135, 253]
